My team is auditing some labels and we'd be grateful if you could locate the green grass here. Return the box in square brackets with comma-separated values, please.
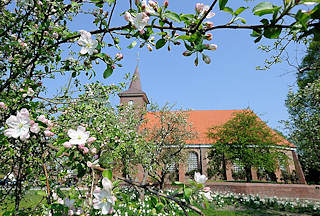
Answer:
[1, 190, 45, 213]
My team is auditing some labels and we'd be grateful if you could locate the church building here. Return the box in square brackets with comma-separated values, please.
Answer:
[118, 66, 306, 184]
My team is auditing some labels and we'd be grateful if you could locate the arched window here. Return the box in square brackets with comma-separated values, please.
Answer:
[233, 158, 244, 173]
[187, 152, 199, 172]
[128, 100, 134, 106]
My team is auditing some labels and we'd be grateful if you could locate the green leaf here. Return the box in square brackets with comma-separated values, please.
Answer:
[164, 11, 181, 22]
[102, 169, 112, 180]
[254, 35, 263, 43]
[103, 65, 113, 79]
[184, 187, 193, 199]
[223, 7, 233, 14]
[175, 35, 191, 40]
[172, 181, 185, 187]
[127, 40, 137, 49]
[56, 147, 65, 157]
[253, 2, 275, 16]
[263, 27, 282, 39]
[156, 39, 166, 49]
[219, 0, 228, 10]
[184, 41, 194, 51]
[234, 7, 248, 16]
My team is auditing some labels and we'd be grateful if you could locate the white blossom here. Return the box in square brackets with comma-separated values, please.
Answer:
[4, 108, 31, 140]
[93, 178, 115, 215]
[77, 30, 98, 55]
[124, 12, 149, 31]
[194, 172, 208, 184]
[68, 126, 90, 145]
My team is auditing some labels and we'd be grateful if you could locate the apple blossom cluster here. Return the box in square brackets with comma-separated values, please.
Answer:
[93, 177, 116, 215]
[3, 109, 57, 140]
[195, 3, 215, 19]
[77, 30, 98, 55]
[4, 108, 39, 140]
[63, 126, 96, 155]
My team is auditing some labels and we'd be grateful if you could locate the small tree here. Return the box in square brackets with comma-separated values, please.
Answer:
[207, 110, 288, 182]
[140, 104, 196, 189]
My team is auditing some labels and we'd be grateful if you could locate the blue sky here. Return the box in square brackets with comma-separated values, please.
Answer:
[44, 0, 311, 133]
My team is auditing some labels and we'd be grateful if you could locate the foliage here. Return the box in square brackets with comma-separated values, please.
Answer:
[207, 110, 288, 182]
[140, 104, 196, 189]
[285, 40, 320, 184]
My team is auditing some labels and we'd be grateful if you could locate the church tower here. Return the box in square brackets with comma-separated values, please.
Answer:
[118, 65, 149, 109]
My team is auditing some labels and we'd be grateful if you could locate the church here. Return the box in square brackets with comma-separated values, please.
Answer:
[118, 66, 306, 184]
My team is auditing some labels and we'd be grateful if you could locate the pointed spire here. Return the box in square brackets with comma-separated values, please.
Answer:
[118, 55, 149, 105]
[129, 65, 142, 90]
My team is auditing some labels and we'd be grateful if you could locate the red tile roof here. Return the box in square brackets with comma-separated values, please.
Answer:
[144, 110, 295, 148]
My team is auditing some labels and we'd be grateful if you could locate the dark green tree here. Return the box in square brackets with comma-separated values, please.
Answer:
[208, 110, 288, 182]
[285, 40, 320, 184]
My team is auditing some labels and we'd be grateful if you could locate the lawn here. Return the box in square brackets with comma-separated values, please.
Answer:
[1, 190, 315, 216]
[1, 190, 45, 213]
[197, 208, 312, 216]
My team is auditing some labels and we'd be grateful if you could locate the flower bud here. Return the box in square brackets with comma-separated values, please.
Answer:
[44, 130, 55, 137]
[87, 137, 97, 144]
[182, 50, 192, 56]
[0, 102, 7, 109]
[204, 21, 214, 28]
[63, 142, 72, 148]
[163, 0, 168, 8]
[115, 53, 123, 60]
[83, 147, 89, 154]
[147, 44, 153, 51]
[149, 0, 157, 7]
[195, 3, 204, 13]
[202, 54, 211, 64]
[87, 161, 92, 168]
[91, 147, 97, 154]
[205, 44, 217, 51]
[205, 33, 213, 41]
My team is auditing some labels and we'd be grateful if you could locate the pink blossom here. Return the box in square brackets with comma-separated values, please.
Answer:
[79, 143, 85, 149]
[0, 102, 7, 109]
[115, 53, 123, 60]
[82, 147, 89, 154]
[87, 137, 97, 144]
[63, 142, 72, 148]
[30, 123, 40, 134]
[195, 3, 204, 13]
[87, 161, 93, 168]
[203, 187, 211, 192]
[44, 130, 55, 137]
[91, 147, 97, 154]
[37, 115, 48, 124]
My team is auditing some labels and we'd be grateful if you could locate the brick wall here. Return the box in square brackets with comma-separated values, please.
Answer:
[207, 182, 320, 200]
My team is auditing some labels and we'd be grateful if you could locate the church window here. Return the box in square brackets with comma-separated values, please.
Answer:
[128, 100, 134, 106]
[187, 152, 199, 172]
[233, 158, 244, 173]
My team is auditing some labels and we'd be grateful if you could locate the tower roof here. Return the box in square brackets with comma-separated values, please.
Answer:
[118, 65, 149, 104]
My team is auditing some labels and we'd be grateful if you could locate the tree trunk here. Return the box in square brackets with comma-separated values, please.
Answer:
[245, 166, 252, 182]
